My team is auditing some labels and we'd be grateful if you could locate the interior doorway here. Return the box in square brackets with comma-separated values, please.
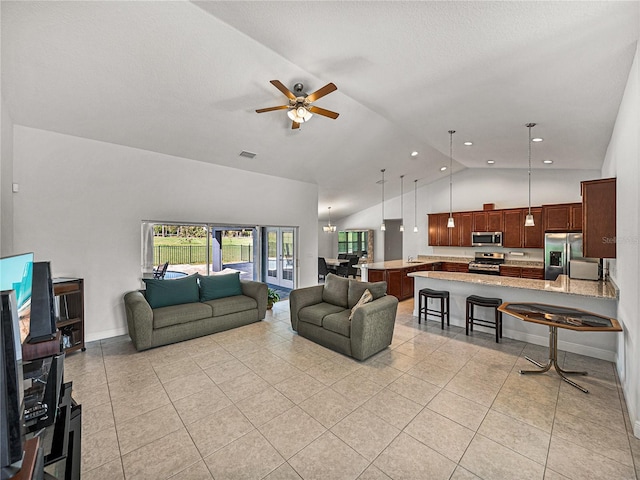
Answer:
[384, 219, 403, 261]
[265, 227, 295, 289]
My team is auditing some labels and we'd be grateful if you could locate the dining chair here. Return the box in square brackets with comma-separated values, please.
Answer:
[318, 257, 330, 282]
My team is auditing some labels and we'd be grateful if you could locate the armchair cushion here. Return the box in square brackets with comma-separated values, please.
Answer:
[322, 273, 349, 308]
[348, 280, 387, 308]
[323, 310, 351, 337]
[299, 302, 345, 326]
[143, 274, 199, 309]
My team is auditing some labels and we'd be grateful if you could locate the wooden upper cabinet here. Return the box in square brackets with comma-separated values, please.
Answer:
[502, 209, 524, 248]
[450, 212, 473, 247]
[581, 178, 616, 258]
[428, 213, 451, 246]
[472, 211, 488, 232]
[571, 203, 583, 231]
[543, 203, 582, 232]
[523, 207, 544, 248]
[473, 210, 503, 232]
[487, 210, 504, 232]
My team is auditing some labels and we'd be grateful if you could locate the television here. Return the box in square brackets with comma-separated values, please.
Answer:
[0, 290, 25, 478]
[29, 262, 57, 342]
[0, 253, 34, 345]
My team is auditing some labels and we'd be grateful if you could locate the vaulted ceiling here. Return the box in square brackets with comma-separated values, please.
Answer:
[2, 1, 638, 222]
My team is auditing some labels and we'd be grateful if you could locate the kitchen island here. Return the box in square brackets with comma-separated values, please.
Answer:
[409, 271, 619, 361]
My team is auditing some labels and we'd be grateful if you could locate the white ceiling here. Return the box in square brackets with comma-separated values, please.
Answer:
[2, 1, 638, 221]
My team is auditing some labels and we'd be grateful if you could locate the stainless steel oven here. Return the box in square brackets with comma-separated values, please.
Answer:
[471, 232, 503, 247]
[468, 252, 504, 275]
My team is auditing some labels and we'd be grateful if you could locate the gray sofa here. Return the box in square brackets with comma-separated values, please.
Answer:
[289, 274, 399, 360]
[124, 278, 267, 351]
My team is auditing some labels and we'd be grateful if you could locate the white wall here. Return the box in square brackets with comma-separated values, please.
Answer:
[0, 96, 14, 255]
[334, 168, 600, 262]
[601, 45, 639, 438]
[12, 126, 319, 341]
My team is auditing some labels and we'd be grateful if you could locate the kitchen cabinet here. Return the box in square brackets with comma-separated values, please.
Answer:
[499, 266, 544, 279]
[521, 267, 544, 279]
[366, 263, 438, 300]
[428, 213, 450, 246]
[367, 270, 385, 283]
[502, 209, 524, 248]
[441, 262, 468, 273]
[499, 266, 522, 277]
[523, 207, 544, 248]
[472, 210, 503, 232]
[543, 203, 582, 232]
[448, 212, 473, 247]
[581, 177, 616, 258]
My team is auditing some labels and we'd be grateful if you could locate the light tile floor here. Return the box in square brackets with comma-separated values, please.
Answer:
[67, 299, 640, 480]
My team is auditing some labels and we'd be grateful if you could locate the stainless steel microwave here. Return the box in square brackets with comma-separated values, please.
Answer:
[472, 232, 503, 247]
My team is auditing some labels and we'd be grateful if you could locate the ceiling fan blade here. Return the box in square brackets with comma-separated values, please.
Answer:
[306, 83, 337, 103]
[270, 80, 296, 100]
[256, 105, 290, 113]
[292, 120, 300, 130]
[307, 105, 340, 119]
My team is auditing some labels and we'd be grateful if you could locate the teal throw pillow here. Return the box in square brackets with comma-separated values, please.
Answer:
[143, 274, 199, 309]
[199, 272, 242, 301]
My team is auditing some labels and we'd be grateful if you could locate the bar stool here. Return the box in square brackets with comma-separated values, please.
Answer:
[418, 288, 450, 329]
[466, 295, 503, 343]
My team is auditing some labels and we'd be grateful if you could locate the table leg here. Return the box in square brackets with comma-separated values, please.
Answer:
[519, 326, 590, 393]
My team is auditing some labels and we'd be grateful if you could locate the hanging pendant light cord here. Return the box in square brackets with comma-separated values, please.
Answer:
[449, 130, 455, 219]
[381, 169, 385, 229]
[414, 179, 418, 231]
[526, 123, 536, 215]
[400, 175, 404, 230]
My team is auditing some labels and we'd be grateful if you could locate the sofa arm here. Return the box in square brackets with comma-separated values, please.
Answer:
[350, 295, 399, 361]
[288, 285, 324, 331]
[123, 291, 154, 351]
[241, 280, 268, 319]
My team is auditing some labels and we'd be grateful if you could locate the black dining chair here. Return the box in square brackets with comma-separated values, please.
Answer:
[338, 253, 347, 259]
[318, 257, 330, 282]
[337, 255, 359, 278]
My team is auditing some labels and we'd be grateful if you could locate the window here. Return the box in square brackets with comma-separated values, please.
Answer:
[337, 230, 368, 257]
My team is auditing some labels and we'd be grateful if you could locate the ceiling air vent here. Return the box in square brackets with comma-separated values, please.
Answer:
[239, 150, 257, 159]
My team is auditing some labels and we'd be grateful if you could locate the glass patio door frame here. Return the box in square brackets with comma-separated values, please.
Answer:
[265, 227, 296, 289]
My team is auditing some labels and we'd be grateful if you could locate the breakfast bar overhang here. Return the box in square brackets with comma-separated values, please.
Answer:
[408, 271, 619, 362]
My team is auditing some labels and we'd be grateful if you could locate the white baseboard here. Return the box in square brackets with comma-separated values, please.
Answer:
[86, 327, 128, 344]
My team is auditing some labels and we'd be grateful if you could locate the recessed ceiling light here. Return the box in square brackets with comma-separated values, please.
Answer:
[411, 151, 419, 157]
[440, 166, 447, 171]
[532, 137, 543, 142]
[487, 160, 495, 164]
[543, 159, 553, 164]
[463, 141, 473, 146]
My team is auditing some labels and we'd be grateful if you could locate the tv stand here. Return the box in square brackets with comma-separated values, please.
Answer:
[52, 279, 84, 355]
[22, 332, 61, 363]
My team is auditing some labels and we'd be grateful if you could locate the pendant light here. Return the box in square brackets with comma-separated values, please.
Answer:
[413, 179, 419, 233]
[399, 175, 405, 232]
[380, 169, 386, 231]
[525, 123, 536, 227]
[447, 130, 456, 228]
[323, 206, 336, 233]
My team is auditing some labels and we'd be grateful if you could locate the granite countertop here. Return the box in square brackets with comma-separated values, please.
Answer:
[408, 271, 617, 300]
[361, 255, 544, 270]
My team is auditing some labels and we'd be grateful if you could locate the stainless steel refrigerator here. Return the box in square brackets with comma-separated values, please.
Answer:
[544, 232, 600, 281]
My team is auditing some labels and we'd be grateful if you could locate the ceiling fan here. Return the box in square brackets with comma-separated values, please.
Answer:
[256, 80, 339, 130]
